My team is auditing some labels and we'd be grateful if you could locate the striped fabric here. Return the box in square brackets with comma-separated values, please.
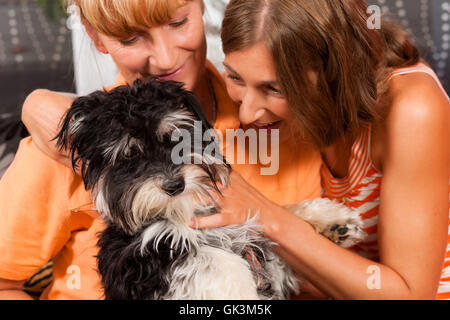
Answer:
[321, 63, 449, 299]
[321, 126, 382, 262]
[440, 213, 450, 299]
[23, 261, 53, 298]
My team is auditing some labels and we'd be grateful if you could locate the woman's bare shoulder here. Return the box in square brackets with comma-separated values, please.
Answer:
[387, 72, 449, 126]
[372, 72, 449, 169]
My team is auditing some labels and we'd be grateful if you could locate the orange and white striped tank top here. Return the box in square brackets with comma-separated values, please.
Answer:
[321, 63, 450, 300]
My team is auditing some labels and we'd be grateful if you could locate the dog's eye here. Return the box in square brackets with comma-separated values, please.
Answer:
[124, 145, 141, 159]
[123, 138, 143, 159]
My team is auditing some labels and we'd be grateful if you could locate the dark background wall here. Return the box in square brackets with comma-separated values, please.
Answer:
[368, 0, 450, 90]
[0, 0, 74, 116]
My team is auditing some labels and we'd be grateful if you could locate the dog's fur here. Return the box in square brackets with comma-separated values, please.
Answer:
[56, 78, 364, 300]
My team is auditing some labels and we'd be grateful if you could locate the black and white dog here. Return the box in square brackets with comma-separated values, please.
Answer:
[56, 78, 364, 300]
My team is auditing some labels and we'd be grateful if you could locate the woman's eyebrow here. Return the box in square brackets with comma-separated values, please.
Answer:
[261, 80, 279, 86]
[223, 63, 239, 75]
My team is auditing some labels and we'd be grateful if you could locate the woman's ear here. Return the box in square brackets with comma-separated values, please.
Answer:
[82, 19, 109, 54]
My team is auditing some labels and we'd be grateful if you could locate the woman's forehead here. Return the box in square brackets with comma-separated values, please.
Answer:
[81, 0, 192, 37]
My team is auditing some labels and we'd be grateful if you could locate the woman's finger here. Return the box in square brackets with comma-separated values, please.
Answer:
[189, 214, 226, 229]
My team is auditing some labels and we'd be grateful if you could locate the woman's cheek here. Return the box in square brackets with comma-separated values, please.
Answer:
[275, 100, 294, 121]
[113, 49, 150, 81]
[174, 6, 206, 58]
[224, 79, 243, 104]
[116, 47, 147, 69]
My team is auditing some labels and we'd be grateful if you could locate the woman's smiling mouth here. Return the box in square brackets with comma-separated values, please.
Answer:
[158, 64, 186, 81]
[252, 121, 283, 131]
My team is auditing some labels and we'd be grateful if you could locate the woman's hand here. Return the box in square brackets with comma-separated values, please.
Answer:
[189, 171, 330, 299]
[189, 171, 281, 232]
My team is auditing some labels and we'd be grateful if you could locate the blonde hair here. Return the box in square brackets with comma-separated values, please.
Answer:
[70, 0, 190, 38]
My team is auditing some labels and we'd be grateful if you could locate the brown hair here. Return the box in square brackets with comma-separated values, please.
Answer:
[69, 0, 190, 38]
[222, 0, 420, 148]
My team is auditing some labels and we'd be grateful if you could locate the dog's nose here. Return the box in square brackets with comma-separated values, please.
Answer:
[162, 178, 185, 196]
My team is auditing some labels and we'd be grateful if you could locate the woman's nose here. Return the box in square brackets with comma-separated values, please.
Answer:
[149, 33, 177, 72]
[238, 90, 266, 126]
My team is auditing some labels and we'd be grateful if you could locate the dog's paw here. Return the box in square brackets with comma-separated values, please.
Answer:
[320, 220, 365, 248]
[285, 198, 366, 248]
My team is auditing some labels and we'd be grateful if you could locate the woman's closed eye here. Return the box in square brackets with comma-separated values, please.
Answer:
[169, 17, 188, 28]
[266, 85, 283, 95]
[227, 74, 243, 82]
[120, 36, 139, 46]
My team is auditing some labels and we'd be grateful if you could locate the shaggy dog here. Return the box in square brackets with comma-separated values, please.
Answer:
[56, 78, 364, 300]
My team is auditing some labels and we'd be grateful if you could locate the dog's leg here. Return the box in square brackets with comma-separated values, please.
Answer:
[260, 250, 301, 299]
[285, 198, 365, 248]
[166, 246, 260, 300]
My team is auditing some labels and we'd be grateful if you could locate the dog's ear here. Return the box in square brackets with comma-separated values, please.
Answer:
[55, 95, 91, 166]
[54, 91, 109, 187]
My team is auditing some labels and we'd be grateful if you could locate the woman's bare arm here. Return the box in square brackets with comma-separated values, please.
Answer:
[22, 89, 77, 168]
[0, 279, 33, 300]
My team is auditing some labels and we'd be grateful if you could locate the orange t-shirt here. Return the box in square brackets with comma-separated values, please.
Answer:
[0, 61, 322, 299]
